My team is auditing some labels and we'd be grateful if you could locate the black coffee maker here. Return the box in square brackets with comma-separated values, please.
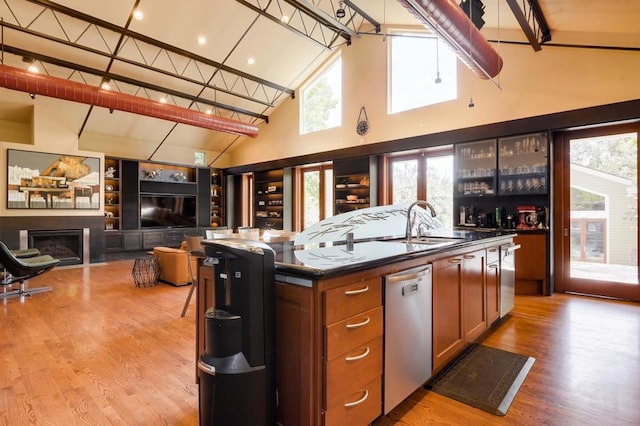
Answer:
[198, 239, 276, 426]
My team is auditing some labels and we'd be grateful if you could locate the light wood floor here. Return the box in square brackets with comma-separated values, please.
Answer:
[2, 260, 639, 426]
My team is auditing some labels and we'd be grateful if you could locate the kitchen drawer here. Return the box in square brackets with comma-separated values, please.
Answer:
[325, 337, 382, 408]
[325, 306, 382, 361]
[324, 277, 381, 325]
[323, 376, 381, 426]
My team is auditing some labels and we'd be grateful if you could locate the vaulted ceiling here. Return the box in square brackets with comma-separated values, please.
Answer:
[1, 0, 638, 165]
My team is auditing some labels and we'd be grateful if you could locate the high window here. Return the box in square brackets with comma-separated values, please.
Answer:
[300, 55, 342, 134]
[389, 32, 457, 114]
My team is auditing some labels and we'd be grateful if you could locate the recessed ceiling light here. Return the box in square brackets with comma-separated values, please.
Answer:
[133, 9, 143, 20]
[281, 15, 289, 23]
[247, 57, 255, 65]
[197, 36, 206, 45]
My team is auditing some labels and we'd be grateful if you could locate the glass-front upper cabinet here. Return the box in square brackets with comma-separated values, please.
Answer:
[455, 139, 497, 197]
[498, 133, 548, 195]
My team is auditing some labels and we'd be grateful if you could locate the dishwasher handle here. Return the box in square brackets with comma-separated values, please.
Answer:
[386, 265, 432, 284]
[503, 244, 521, 255]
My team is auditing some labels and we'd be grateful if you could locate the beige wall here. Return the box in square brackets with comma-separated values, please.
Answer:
[219, 34, 640, 168]
[0, 100, 104, 217]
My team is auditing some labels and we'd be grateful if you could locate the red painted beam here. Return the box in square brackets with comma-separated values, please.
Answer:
[397, 0, 503, 79]
[0, 64, 259, 138]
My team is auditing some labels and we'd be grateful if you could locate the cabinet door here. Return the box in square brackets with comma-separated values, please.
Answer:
[462, 249, 487, 342]
[514, 233, 547, 294]
[432, 255, 464, 371]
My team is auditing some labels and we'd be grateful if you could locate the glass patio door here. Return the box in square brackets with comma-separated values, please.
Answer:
[556, 123, 640, 301]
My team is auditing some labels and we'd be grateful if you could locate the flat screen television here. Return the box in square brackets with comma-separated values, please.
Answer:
[140, 194, 197, 228]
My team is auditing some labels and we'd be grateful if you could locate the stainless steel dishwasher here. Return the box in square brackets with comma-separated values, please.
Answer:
[384, 264, 432, 414]
[500, 242, 521, 317]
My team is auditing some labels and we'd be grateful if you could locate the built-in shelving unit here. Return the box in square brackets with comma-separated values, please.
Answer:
[333, 157, 375, 215]
[254, 169, 284, 230]
[454, 133, 549, 228]
[104, 158, 121, 231]
[103, 157, 212, 253]
[210, 170, 225, 228]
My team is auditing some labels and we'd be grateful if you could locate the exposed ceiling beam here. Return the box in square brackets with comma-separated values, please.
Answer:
[12, 0, 294, 113]
[505, 0, 551, 51]
[0, 63, 260, 137]
[1, 44, 268, 122]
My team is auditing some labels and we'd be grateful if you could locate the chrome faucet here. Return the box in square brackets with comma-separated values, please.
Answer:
[405, 200, 437, 240]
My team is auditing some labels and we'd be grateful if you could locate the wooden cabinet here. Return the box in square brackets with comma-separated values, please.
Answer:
[254, 169, 284, 230]
[433, 245, 498, 372]
[274, 269, 383, 426]
[104, 157, 121, 231]
[323, 278, 383, 426]
[515, 232, 548, 295]
[210, 170, 225, 227]
[455, 139, 497, 199]
[486, 245, 501, 325]
[462, 249, 487, 343]
[432, 254, 464, 371]
[333, 157, 376, 215]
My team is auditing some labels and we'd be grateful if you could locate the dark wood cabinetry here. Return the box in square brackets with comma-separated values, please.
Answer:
[454, 133, 549, 229]
[104, 156, 213, 254]
[210, 170, 225, 227]
[333, 157, 376, 215]
[254, 169, 284, 230]
[104, 157, 121, 231]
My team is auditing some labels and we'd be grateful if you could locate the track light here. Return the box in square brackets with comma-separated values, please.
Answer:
[336, 1, 346, 18]
[109, 108, 114, 114]
[101, 78, 111, 90]
[468, 97, 475, 108]
[29, 93, 36, 100]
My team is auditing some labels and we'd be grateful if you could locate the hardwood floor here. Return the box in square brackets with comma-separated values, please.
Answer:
[2, 260, 639, 425]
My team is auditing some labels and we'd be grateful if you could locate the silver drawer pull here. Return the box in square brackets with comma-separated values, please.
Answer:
[448, 258, 461, 264]
[463, 254, 475, 259]
[344, 389, 369, 408]
[346, 316, 370, 329]
[488, 264, 499, 269]
[344, 286, 369, 296]
[345, 346, 370, 362]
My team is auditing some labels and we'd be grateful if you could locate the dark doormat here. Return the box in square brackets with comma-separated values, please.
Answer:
[426, 344, 535, 416]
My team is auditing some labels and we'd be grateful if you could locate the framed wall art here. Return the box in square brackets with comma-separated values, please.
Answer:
[7, 149, 101, 210]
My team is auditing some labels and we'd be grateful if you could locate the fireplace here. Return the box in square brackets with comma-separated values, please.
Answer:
[24, 229, 89, 266]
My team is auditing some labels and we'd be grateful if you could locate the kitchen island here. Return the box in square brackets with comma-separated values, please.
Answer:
[196, 228, 515, 426]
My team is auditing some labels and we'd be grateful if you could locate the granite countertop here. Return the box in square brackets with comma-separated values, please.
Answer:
[271, 229, 516, 279]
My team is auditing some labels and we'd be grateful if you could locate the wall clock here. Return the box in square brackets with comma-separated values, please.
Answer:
[356, 106, 369, 136]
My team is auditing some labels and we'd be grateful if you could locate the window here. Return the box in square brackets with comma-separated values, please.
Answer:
[300, 55, 342, 134]
[387, 148, 454, 229]
[389, 32, 457, 114]
[299, 164, 333, 230]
